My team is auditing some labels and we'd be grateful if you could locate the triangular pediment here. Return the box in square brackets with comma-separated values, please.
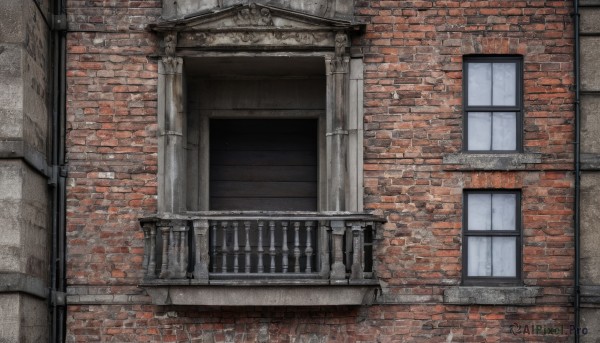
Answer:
[150, 3, 360, 32]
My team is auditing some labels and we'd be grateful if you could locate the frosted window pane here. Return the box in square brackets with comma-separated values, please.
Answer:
[492, 63, 517, 106]
[468, 237, 492, 276]
[468, 63, 492, 106]
[468, 194, 491, 231]
[492, 237, 517, 277]
[492, 193, 516, 231]
[468, 112, 491, 150]
[492, 112, 517, 150]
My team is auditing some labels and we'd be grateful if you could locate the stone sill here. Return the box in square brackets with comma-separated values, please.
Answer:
[443, 153, 542, 171]
[443, 286, 543, 306]
[141, 281, 380, 306]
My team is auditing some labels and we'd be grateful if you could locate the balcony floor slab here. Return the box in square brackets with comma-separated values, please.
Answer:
[141, 282, 380, 306]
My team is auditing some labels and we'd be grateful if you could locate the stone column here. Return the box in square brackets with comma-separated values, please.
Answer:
[157, 32, 185, 214]
[325, 32, 350, 211]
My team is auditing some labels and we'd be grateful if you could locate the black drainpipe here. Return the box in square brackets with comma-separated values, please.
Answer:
[573, 0, 581, 342]
[49, 0, 67, 341]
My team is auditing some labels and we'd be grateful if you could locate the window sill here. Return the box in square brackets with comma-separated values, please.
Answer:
[443, 286, 542, 305]
[443, 153, 542, 171]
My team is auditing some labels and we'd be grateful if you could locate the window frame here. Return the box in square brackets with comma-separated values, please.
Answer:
[462, 190, 523, 286]
[463, 56, 524, 153]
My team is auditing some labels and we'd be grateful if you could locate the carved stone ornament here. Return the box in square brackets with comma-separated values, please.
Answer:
[162, 56, 182, 74]
[233, 3, 273, 27]
[179, 31, 333, 48]
[164, 31, 177, 56]
[334, 31, 348, 69]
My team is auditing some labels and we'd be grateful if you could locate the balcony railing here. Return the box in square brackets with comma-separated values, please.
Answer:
[139, 212, 382, 285]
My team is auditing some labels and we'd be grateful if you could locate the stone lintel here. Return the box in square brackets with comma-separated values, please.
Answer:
[443, 286, 543, 306]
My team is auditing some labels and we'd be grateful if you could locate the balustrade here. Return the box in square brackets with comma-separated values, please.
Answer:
[140, 213, 380, 283]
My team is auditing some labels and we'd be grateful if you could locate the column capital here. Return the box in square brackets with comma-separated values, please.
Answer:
[160, 56, 183, 75]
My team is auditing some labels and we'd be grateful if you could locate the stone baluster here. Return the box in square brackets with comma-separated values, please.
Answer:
[142, 222, 150, 277]
[221, 221, 229, 273]
[257, 221, 264, 273]
[158, 222, 171, 279]
[344, 227, 352, 269]
[293, 222, 301, 273]
[305, 221, 314, 273]
[210, 222, 217, 272]
[142, 221, 157, 279]
[330, 220, 346, 281]
[319, 222, 330, 279]
[269, 221, 276, 273]
[193, 219, 209, 283]
[147, 223, 157, 279]
[172, 221, 189, 279]
[244, 221, 251, 273]
[349, 222, 364, 280]
[232, 221, 240, 273]
[281, 221, 289, 273]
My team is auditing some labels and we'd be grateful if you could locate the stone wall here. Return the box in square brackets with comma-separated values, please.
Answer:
[579, 1, 600, 341]
[65, 0, 578, 342]
[0, 0, 52, 341]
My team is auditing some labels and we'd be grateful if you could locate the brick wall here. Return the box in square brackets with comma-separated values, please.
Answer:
[65, 0, 576, 342]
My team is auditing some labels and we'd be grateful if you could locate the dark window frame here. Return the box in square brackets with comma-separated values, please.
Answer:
[462, 190, 523, 286]
[463, 55, 524, 153]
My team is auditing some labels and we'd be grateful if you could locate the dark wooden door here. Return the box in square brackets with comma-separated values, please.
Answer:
[209, 119, 318, 211]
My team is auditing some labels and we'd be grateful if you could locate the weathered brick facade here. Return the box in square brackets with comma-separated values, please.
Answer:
[64, 0, 577, 342]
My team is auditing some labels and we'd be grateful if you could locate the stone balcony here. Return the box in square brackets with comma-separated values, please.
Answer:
[139, 212, 383, 306]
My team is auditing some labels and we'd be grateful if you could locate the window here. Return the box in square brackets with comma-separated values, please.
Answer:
[463, 191, 521, 285]
[464, 56, 522, 152]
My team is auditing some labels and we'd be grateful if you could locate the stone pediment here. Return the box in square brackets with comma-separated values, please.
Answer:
[150, 3, 363, 51]
[151, 3, 360, 32]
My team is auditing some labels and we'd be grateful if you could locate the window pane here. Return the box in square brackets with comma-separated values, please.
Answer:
[468, 63, 492, 106]
[491, 112, 517, 150]
[468, 237, 492, 276]
[467, 193, 491, 231]
[492, 63, 517, 106]
[492, 193, 516, 231]
[492, 237, 517, 277]
[467, 112, 492, 150]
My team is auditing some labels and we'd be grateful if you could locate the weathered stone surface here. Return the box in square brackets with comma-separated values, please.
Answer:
[581, 173, 600, 284]
[0, 44, 24, 139]
[581, 37, 600, 92]
[582, 94, 600, 155]
[443, 287, 543, 305]
[0, 161, 48, 280]
[19, 295, 47, 343]
[0, 293, 45, 342]
[0, 273, 48, 299]
[581, 8, 600, 34]
[0, 294, 20, 343]
[0, 1, 24, 44]
[443, 153, 542, 170]
[144, 284, 378, 306]
[581, 308, 600, 343]
[162, 0, 353, 20]
[21, 0, 49, 153]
